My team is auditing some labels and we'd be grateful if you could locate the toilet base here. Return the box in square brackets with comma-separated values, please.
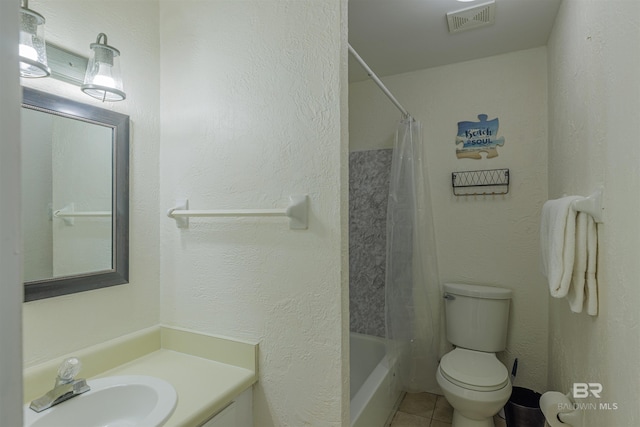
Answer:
[452, 410, 495, 427]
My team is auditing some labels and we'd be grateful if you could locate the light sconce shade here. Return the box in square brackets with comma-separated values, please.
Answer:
[19, 0, 51, 78]
[81, 33, 126, 102]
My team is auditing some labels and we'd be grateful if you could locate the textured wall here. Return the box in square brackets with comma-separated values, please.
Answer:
[0, 0, 24, 422]
[349, 149, 392, 337]
[21, 0, 161, 367]
[547, 1, 640, 424]
[350, 47, 549, 392]
[158, 1, 348, 426]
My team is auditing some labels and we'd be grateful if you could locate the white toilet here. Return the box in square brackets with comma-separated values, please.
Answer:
[436, 283, 513, 427]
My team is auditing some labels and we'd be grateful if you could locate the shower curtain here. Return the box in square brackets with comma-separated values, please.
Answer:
[385, 116, 441, 393]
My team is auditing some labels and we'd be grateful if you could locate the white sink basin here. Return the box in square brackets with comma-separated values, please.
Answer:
[24, 375, 178, 427]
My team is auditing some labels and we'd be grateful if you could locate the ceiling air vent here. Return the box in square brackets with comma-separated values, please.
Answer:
[447, 1, 496, 34]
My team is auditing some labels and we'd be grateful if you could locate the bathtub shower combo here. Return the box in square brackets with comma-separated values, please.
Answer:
[350, 333, 401, 427]
[348, 45, 440, 427]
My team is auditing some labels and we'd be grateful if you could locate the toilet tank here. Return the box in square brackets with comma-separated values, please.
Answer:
[443, 283, 512, 352]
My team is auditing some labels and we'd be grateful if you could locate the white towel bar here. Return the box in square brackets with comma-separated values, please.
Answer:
[54, 211, 112, 217]
[572, 187, 604, 223]
[167, 195, 309, 230]
[53, 203, 112, 226]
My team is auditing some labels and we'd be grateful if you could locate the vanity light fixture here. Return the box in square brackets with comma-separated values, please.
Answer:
[19, 0, 51, 78]
[81, 33, 126, 102]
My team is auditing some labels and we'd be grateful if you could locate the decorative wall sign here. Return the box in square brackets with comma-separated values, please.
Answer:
[455, 114, 505, 159]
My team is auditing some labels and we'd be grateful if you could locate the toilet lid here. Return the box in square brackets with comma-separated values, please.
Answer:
[440, 348, 509, 392]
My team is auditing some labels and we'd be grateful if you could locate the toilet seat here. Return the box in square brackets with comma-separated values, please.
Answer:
[439, 348, 509, 392]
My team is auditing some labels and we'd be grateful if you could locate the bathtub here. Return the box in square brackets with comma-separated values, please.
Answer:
[350, 332, 402, 427]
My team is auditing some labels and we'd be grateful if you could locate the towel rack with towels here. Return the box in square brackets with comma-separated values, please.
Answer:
[166, 195, 309, 230]
[451, 168, 510, 196]
[571, 187, 604, 223]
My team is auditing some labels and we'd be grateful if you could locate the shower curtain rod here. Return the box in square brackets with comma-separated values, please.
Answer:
[348, 43, 410, 118]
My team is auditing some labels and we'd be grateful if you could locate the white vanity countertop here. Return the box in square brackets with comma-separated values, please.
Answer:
[96, 349, 255, 427]
[23, 326, 258, 427]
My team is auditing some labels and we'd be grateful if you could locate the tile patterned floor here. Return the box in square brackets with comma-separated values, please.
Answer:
[388, 392, 508, 427]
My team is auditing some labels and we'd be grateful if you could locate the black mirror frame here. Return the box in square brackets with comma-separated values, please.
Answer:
[22, 87, 129, 302]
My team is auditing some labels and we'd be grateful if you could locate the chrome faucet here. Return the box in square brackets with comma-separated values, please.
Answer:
[29, 357, 91, 412]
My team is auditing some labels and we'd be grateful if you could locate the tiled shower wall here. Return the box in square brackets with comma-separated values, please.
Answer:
[349, 149, 392, 337]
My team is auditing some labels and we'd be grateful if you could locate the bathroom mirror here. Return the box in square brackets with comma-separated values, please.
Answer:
[22, 87, 129, 302]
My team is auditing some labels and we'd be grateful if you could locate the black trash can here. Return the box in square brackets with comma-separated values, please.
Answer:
[504, 387, 546, 427]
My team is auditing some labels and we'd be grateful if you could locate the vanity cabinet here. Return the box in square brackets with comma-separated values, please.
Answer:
[199, 388, 252, 427]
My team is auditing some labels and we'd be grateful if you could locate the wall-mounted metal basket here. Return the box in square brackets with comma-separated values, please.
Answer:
[451, 168, 510, 196]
